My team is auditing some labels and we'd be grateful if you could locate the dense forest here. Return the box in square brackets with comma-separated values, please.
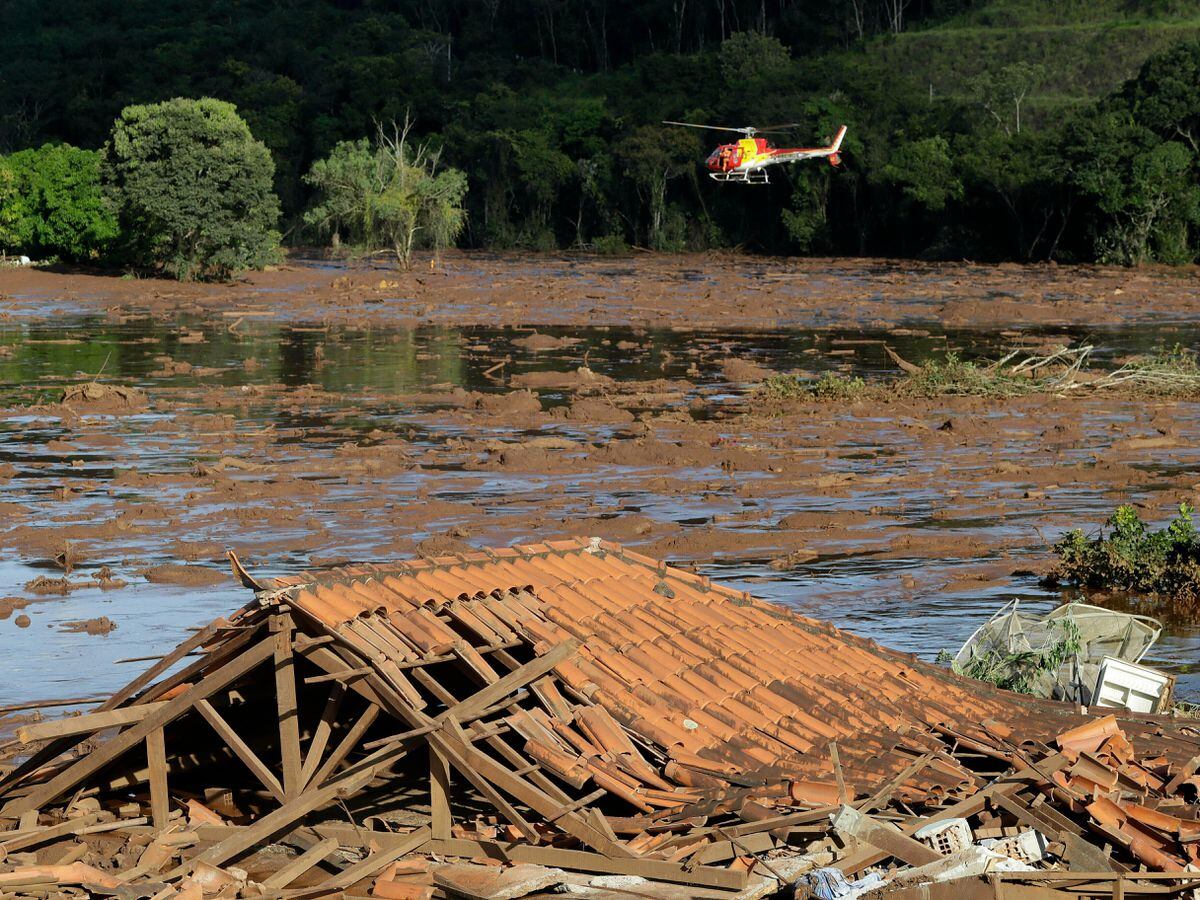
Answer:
[3, 0, 1200, 265]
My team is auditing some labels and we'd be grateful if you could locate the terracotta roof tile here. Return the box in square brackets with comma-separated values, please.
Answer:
[278, 539, 1195, 795]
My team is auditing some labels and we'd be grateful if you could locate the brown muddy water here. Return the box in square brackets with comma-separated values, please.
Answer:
[3, 296, 1200, 712]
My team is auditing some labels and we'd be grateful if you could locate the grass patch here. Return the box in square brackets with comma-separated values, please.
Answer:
[897, 352, 1040, 398]
[1098, 345, 1200, 396]
[755, 372, 869, 403]
[1048, 503, 1200, 602]
[749, 345, 1200, 407]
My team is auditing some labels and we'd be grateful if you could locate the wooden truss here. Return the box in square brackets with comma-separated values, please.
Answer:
[0, 582, 755, 894]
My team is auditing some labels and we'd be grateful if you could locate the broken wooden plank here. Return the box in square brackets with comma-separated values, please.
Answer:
[260, 837, 341, 890]
[432, 718, 634, 858]
[0, 814, 100, 853]
[425, 837, 748, 891]
[427, 725, 539, 843]
[311, 826, 430, 892]
[303, 666, 373, 685]
[299, 683, 346, 789]
[692, 831, 775, 865]
[829, 741, 849, 804]
[430, 746, 451, 841]
[16, 703, 168, 744]
[858, 752, 936, 813]
[272, 613, 304, 800]
[438, 639, 578, 724]
[308, 704, 380, 788]
[831, 805, 941, 867]
[165, 769, 374, 879]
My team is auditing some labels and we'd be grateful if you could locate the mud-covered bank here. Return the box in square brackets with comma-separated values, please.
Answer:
[2, 255, 1200, 710]
[4, 251, 1200, 330]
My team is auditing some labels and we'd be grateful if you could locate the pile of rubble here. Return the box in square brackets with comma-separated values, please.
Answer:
[2, 538, 1200, 899]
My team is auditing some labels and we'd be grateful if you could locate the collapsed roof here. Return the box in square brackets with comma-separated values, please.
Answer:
[2, 538, 1200, 897]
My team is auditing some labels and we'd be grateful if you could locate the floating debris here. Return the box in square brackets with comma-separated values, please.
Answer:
[954, 600, 1165, 705]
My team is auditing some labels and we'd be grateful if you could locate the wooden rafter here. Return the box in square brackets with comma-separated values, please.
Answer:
[299, 682, 346, 789]
[3, 636, 275, 818]
[194, 698, 287, 803]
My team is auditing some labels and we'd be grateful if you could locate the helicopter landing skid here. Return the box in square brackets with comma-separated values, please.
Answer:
[710, 170, 769, 185]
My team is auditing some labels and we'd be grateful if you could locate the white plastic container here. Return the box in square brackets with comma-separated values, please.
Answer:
[1092, 656, 1171, 713]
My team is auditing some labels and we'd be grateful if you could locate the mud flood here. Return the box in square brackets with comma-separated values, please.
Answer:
[3, 254, 1200, 711]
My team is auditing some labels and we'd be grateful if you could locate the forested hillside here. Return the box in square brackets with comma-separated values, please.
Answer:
[2, 0, 1199, 263]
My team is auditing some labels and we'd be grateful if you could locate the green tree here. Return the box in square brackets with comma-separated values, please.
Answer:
[618, 124, 699, 250]
[102, 98, 281, 281]
[718, 32, 791, 86]
[969, 63, 1046, 137]
[0, 159, 31, 254]
[782, 104, 857, 253]
[304, 118, 468, 269]
[882, 136, 962, 212]
[957, 130, 1069, 260]
[501, 128, 575, 238]
[0, 144, 118, 261]
[1121, 40, 1200, 152]
[1066, 111, 1200, 264]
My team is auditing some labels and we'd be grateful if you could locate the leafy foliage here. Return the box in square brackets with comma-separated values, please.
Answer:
[1051, 504, 1200, 600]
[2, 1, 1200, 264]
[883, 137, 963, 212]
[898, 353, 1038, 397]
[102, 98, 281, 281]
[1065, 112, 1200, 264]
[0, 144, 117, 260]
[0, 160, 29, 253]
[303, 118, 467, 269]
[954, 616, 1083, 695]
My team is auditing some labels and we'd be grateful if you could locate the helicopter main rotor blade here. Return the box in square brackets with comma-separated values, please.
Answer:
[662, 120, 753, 134]
[756, 122, 804, 131]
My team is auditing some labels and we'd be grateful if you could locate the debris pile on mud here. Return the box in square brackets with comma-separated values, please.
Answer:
[2, 540, 1200, 898]
[58, 382, 149, 413]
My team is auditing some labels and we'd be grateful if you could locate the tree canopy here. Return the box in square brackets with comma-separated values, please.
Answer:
[3, 1, 1200, 265]
[0, 144, 117, 261]
[304, 119, 467, 268]
[101, 98, 281, 280]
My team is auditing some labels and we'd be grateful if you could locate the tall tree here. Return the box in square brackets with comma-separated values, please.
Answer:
[304, 117, 468, 268]
[102, 98, 281, 280]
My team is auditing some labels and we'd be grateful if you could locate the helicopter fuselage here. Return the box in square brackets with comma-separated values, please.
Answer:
[702, 126, 847, 184]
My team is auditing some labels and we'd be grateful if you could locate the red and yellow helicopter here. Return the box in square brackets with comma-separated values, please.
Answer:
[663, 120, 848, 184]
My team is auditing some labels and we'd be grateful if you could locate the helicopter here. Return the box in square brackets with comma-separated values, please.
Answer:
[662, 120, 848, 184]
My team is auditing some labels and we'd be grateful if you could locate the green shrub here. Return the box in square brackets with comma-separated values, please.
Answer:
[0, 144, 117, 261]
[899, 352, 1037, 397]
[592, 234, 629, 255]
[1050, 503, 1200, 600]
[755, 372, 868, 402]
[811, 372, 868, 401]
[102, 98, 281, 281]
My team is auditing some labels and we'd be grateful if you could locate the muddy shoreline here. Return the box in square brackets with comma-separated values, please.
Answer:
[2, 253, 1200, 709]
[4, 251, 1200, 329]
